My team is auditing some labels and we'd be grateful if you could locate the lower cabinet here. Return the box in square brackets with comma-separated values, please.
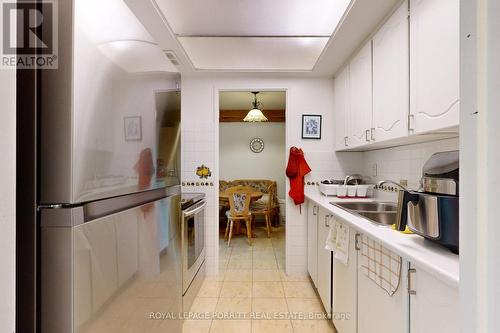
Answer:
[305, 202, 459, 333]
[317, 209, 332, 315]
[307, 202, 319, 286]
[357, 248, 408, 333]
[306, 201, 332, 316]
[408, 263, 459, 333]
[332, 230, 358, 333]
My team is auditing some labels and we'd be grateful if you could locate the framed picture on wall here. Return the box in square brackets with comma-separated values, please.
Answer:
[124, 116, 142, 141]
[302, 114, 322, 139]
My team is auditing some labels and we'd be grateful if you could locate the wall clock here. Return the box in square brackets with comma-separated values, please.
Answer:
[249, 138, 264, 153]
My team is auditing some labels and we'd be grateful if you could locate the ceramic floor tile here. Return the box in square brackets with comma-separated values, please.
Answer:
[286, 298, 326, 317]
[209, 320, 251, 333]
[189, 297, 219, 315]
[180, 319, 212, 333]
[230, 251, 253, 259]
[253, 269, 281, 282]
[251, 319, 293, 333]
[224, 269, 253, 282]
[197, 281, 223, 298]
[291, 319, 337, 333]
[283, 282, 317, 298]
[280, 270, 310, 282]
[253, 258, 278, 270]
[220, 281, 252, 298]
[251, 298, 289, 319]
[119, 318, 161, 333]
[228, 259, 252, 270]
[252, 281, 284, 298]
[215, 298, 252, 319]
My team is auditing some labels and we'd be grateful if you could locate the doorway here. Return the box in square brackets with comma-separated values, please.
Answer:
[217, 90, 287, 274]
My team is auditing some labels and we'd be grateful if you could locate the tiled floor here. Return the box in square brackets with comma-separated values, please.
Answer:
[183, 225, 337, 333]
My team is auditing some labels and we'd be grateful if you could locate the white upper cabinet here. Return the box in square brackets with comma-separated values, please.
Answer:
[373, 1, 409, 142]
[334, 65, 350, 150]
[349, 42, 373, 148]
[409, 0, 459, 133]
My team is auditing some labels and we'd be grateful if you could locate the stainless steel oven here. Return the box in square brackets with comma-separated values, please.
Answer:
[181, 193, 206, 307]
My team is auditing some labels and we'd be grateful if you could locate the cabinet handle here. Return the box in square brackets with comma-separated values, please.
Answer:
[371, 128, 375, 141]
[365, 129, 370, 142]
[355, 233, 361, 251]
[408, 114, 415, 132]
[325, 215, 330, 227]
[344, 136, 348, 147]
[407, 268, 417, 295]
[313, 205, 318, 216]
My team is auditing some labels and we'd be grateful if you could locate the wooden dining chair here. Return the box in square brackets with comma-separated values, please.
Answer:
[250, 183, 275, 238]
[225, 186, 253, 246]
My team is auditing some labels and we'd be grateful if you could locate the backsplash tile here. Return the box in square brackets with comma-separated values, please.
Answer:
[363, 138, 459, 190]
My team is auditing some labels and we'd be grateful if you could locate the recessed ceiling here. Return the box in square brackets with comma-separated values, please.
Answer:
[219, 91, 286, 110]
[178, 37, 329, 71]
[153, 0, 351, 71]
[155, 0, 351, 36]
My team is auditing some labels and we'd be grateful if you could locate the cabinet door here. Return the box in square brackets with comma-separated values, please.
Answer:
[357, 246, 408, 333]
[307, 201, 319, 286]
[410, 0, 459, 133]
[332, 230, 358, 333]
[317, 209, 332, 315]
[334, 65, 350, 150]
[373, 1, 409, 142]
[409, 264, 459, 333]
[349, 42, 373, 148]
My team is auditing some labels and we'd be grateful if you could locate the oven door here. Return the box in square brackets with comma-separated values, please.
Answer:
[181, 200, 206, 294]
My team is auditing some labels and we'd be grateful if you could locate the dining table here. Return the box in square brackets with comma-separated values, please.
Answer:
[219, 189, 263, 236]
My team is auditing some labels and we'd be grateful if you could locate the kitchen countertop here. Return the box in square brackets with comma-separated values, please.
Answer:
[305, 187, 460, 288]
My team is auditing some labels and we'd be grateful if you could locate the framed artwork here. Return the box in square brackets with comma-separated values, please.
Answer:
[124, 116, 142, 141]
[302, 114, 322, 139]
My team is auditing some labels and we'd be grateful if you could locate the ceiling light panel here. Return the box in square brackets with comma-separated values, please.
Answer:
[155, 0, 352, 36]
[177, 37, 329, 70]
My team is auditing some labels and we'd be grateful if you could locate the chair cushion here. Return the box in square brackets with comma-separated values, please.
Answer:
[232, 193, 247, 213]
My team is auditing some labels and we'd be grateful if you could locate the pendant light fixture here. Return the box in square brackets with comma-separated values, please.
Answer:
[243, 92, 268, 122]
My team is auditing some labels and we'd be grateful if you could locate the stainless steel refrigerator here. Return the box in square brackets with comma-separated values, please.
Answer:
[38, 1, 183, 332]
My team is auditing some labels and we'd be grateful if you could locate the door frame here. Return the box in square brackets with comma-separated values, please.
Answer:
[213, 87, 288, 273]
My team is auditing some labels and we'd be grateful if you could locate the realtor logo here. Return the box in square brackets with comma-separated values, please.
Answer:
[1, 0, 58, 69]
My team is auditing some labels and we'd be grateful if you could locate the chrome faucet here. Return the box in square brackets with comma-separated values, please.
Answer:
[376, 180, 410, 192]
[344, 175, 354, 186]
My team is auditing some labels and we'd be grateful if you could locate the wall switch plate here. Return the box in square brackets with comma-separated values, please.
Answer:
[372, 163, 377, 177]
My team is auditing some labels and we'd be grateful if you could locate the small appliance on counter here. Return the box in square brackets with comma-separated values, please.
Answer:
[396, 151, 459, 253]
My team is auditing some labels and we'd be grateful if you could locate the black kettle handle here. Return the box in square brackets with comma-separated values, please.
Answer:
[396, 191, 420, 231]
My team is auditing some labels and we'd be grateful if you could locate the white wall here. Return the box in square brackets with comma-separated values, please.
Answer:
[460, 0, 500, 331]
[0, 67, 16, 333]
[181, 75, 363, 276]
[219, 123, 286, 199]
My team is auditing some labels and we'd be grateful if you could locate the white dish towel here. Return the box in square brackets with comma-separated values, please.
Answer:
[324, 221, 336, 251]
[334, 220, 350, 265]
[324, 217, 350, 266]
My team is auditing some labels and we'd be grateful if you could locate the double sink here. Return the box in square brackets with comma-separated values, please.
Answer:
[331, 201, 397, 226]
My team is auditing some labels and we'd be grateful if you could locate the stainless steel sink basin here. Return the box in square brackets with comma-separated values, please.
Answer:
[357, 211, 397, 226]
[330, 201, 397, 226]
[333, 201, 397, 212]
